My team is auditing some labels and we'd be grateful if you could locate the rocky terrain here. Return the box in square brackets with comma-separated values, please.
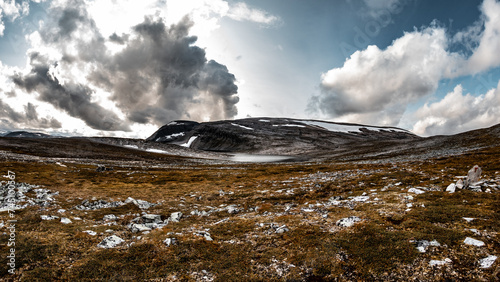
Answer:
[0, 118, 499, 281]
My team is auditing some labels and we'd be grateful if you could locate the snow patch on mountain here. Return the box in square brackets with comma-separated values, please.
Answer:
[297, 120, 410, 134]
[156, 132, 185, 141]
[124, 145, 139, 149]
[231, 123, 254, 130]
[146, 148, 170, 154]
[181, 136, 198, 148]
[273, 124, 306, 128]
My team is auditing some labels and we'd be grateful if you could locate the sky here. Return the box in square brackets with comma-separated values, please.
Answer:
[1, 0, 500, 138]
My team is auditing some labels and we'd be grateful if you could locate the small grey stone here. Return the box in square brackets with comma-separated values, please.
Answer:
[445, 183, 456, 193]
[103, 214, 117, 221]
[479, 255, 497, 269]
[336, 216, 362, 228]
[129, 223, 152, 233]
[164, 237, 178, 247]
[97, 235, 124, 248]
[275, 225, 289, 234]
[429, 258, 452, 267]
[408, 188, 425, 194]
[227, 205, 239, 214]
[170, 212, 183, 222]
[464, 237, 485, 247]
[60, 217, 72, 224]
[414, 240, 441, 253]
[142, 214, 162, 224]
[40, 215, 59, 220]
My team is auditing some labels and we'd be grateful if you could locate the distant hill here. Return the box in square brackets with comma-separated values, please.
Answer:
[0, 118, 498, 163]
[3, 131, 52, 138]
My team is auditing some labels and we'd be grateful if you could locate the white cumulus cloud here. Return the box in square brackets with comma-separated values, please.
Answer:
[311, 26, 458, 125]
[412, 83, 500, 136]
[227, 2, 282, 26]
[310, 0, 500, 133]
[463, 0, 500, 75]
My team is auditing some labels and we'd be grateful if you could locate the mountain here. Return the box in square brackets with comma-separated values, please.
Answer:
[146, 118, 419, 155]
[3, 131, 52, 138]
[0, 118, 498, 164]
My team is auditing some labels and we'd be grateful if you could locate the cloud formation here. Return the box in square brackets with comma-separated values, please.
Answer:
[8, 0, 239, 132]
[227, 2, 282, 26]
[310, 0, 500, 129]
[461, 0, 500, 74]
[412, 83, 500, 136]
[310, 26, 455, 125]
[13, 53, 130, 131]
[0, 98, 61, 130]
[91, 16, 239, 125]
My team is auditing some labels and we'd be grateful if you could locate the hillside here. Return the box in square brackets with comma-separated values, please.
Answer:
[146, 118, 419, 155]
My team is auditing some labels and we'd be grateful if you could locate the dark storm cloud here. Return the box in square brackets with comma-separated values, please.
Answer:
[0, 99, 62, 129]
[0, 99, 22, 123]
[199, 60, 239, 117]
[21, 1, 239, 128]
[12, 53, 129, 131]
[91, 16, 239, 125]
[109, 33, 128, 45]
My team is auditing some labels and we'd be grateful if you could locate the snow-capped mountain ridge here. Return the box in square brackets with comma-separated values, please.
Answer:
[146, 118, 418, 154]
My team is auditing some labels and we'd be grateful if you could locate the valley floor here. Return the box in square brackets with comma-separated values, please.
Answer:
[0, 144, 499, 281]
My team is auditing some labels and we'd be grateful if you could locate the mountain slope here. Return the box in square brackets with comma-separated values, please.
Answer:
[146, 118, 420, 155]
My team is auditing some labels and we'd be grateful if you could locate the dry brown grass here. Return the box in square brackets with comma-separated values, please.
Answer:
[0, 144, 499, 280]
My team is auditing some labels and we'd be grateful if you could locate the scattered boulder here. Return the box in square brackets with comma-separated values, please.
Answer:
[83, 230, 97, 236]
[164, 237, 178, 247]
[479, 255, 497, 269]
[465, 165, 482, 188]
[0, 182, 57, 211]
[464, 237, 485, 247]
[103, 214, 118, 221]
[456, 179, 464, 189]
[196, 231, 213, 241]
[275, 225, 290, 234]
[170, 212, 183, 222]
[97, 235, 125, 248]
[429, 258, 452, 267]
[75, 199, 124, 210]
[226, 205, 239, 214]
[336, 216, 362, 228]
[41, 215, 59, 220]
[60, 217, 72, 224]
[191, 209, 209, 216]
[445, 183, 456, 193]
[412, 240, 441, 253]
[351, 195, 370, 202]
[129, 223, 152, 233]
[96, 165, 114, 172]
[408, 188, 425, 195]
[142, 214, 162, 224]
[124, 197, 156, 209]
[128, 214, 166, 232]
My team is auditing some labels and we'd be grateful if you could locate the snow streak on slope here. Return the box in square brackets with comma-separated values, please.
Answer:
[231, 123, 254, 130]
[181, 136, 198, 148]
[297, 120, 410, 134]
